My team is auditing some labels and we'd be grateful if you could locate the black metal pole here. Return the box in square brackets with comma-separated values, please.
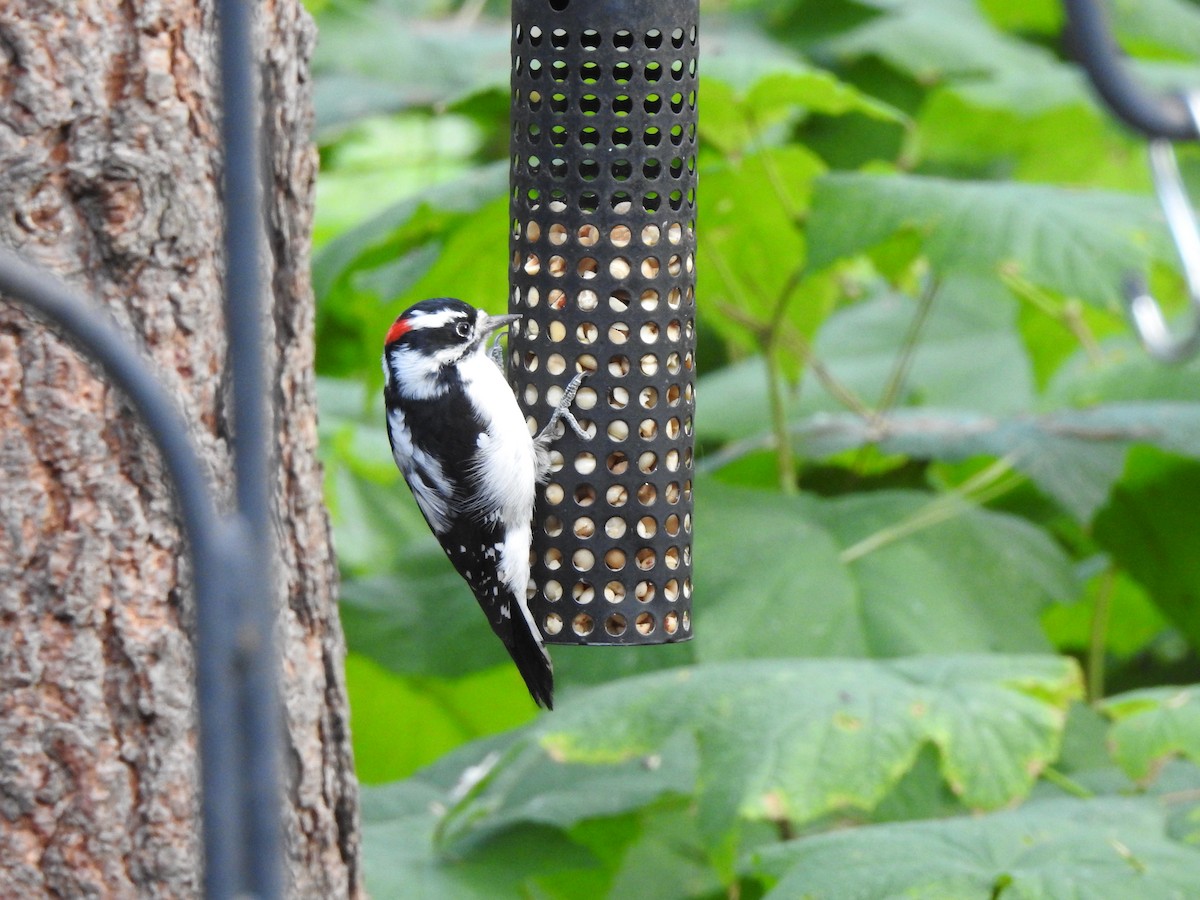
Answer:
[215, 0, 283, 897]
[1063, 0, 1198, 141]
[0, 248, 245, 896]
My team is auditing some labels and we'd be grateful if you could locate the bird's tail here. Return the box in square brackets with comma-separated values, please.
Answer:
[506, 615, 554, 709]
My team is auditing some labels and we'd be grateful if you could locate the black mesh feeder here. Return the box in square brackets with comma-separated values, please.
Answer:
[508, 0, 698, 646]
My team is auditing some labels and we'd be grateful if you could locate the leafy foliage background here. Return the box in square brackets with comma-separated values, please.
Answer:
[306, 0, 1200, 894]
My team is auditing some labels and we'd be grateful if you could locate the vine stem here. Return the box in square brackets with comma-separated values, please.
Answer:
[1001, 271, 1103, 364]
[1087, 564, 1117, 703]
[764, 266, 804, 494]
[765, 345, 798, 493]
[876, 275, 940, 415]
[853, 276, 939, 475]
[1042, 766, 1094, 799]
[839, 457, 1020, 563]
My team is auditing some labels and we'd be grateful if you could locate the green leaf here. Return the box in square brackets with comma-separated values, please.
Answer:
[920, 79, 1147, 188]
[1094, 451, 1200, 651]
[706, 401, 1200, 522]
[805, 275, 1035, 415]
[383, 194, 511, 315]
[1106, 0, 1200, 61]
[697, 146, 826, 344]
[702, 23, 836, 91]
[1046, 336, 1200, 407]
[807, 173, 1170, 308]
[1100, 686, 1200, 782]
[1043, 568, 1170, 659]
[696, 275, 1035, 444]
[824, 0, 1054, 82]
[694, 356, 774, 443]
[813, 489, 1076, 655]
[341, 564, 511, 678]
[747, 797, 1200, 898]
[314, 115, 482, 246]
[360, 780, 597, 899]
[438, 730, 699, 852]
[313, 162, 506, 302]
[436, 655, 1082, 850]
[695, 485, 863, 659]
[700, 68, 904, 156]
[694, 481, 1075, 659]
[978, 0, 1063, 34]
[346, 654, 536, 784]
[312, 10, 508, 131]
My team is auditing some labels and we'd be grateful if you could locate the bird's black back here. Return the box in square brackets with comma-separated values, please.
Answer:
[384, 382, 553, 708]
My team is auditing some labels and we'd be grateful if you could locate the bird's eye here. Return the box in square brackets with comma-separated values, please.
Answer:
[455, 321, 471, 338]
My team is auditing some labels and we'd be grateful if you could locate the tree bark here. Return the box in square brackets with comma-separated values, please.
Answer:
[0, 1, 360, 895]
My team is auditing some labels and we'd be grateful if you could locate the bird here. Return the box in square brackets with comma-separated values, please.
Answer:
[382, 297, 585, 708]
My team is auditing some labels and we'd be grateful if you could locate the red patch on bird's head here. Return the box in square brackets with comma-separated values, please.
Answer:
[385, 316, 412, 346]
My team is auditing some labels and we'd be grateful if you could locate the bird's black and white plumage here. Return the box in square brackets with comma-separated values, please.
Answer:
[382, 297, 582, 708]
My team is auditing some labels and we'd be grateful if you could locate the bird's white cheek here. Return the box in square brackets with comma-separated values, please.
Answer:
[388, 347, 448, 399]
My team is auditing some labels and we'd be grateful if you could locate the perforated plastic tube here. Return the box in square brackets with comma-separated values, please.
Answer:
[508, 0, 698, 645]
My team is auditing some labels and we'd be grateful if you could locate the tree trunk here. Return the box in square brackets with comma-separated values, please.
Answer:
[0, 1, 360, 896]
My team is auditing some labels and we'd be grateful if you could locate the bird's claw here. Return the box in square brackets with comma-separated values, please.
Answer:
[489, 331, 507, 370]
[538, 371, 590, 442]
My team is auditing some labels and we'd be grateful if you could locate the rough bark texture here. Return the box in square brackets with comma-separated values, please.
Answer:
[0, 1, 361, 895]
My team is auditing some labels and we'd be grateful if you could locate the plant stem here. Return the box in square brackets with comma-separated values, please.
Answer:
[765, 345, 797, 494]
[1087, 564, 1117, 703]
[715, 300, 875, 420]
[876, 276, 939, 415]
[852, 276, 939, 475]
[1041, 766, 1094, 799]
[779, 329, 876, 419]
[763, 268, 804, 495]
[1002, 272, 1103, 364]
[839, 457, 1020, 563]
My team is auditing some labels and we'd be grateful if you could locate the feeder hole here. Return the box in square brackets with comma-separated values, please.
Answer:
[605, 516, 627, 538]
[604, 580, 626, 602]
[635, 612, 655, 635]
[572, 613, 594, 636]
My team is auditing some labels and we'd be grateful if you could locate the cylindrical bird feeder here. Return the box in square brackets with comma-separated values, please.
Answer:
[508, 0, 698, 645]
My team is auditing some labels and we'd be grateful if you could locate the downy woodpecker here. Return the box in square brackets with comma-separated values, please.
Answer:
[382, 298, 585, 708]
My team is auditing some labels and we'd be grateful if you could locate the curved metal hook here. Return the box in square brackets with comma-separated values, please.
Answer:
[1125, 93, 1200, 364]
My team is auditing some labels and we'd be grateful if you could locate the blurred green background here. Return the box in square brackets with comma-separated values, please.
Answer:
[307, 0, 1200, 895]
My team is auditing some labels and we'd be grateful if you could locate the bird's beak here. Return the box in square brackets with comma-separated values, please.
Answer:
[478, 312, 522, 339]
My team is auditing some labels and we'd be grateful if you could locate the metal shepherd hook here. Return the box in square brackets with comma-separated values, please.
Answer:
[1063, 0, 1200, 364]
[1125, 93, 1200, 364]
